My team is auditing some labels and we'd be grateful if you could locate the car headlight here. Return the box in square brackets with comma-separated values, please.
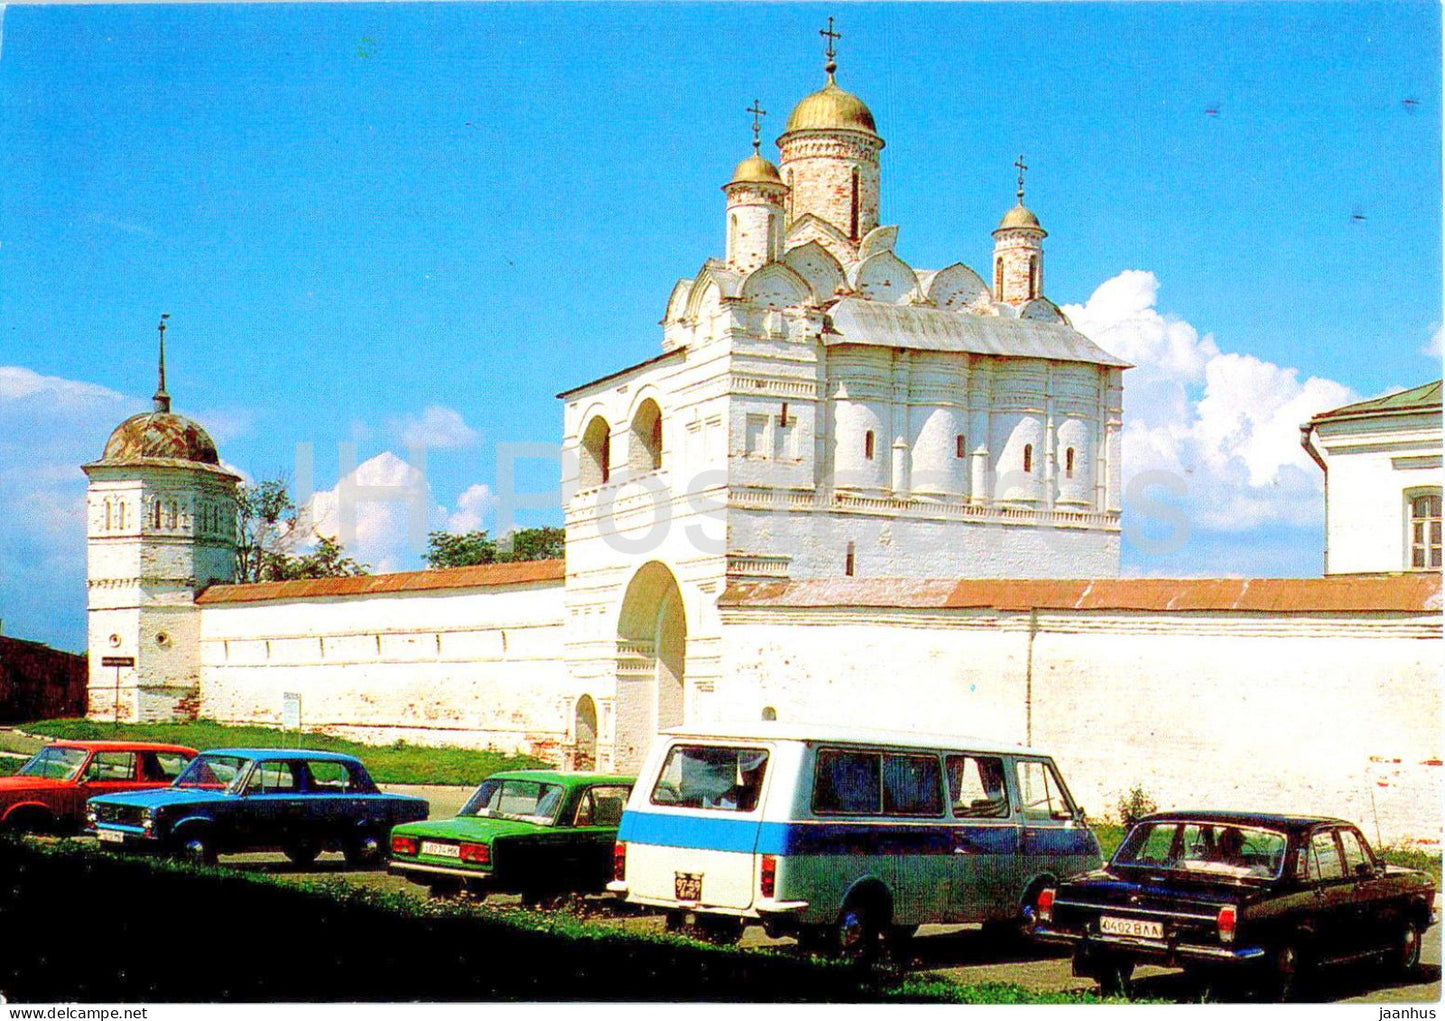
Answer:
[85, 806, 98, 823]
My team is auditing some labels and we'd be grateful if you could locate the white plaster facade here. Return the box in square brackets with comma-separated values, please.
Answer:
[1304, 381, 1443, 575]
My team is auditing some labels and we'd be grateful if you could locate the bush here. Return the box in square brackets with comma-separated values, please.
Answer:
[1114, 785, 1158, 827]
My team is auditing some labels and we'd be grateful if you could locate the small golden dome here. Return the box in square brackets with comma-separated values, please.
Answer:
[102, 411, 221, 465]
[728, 152, 785, 187]
[781, 77, 880, 140]
[998, 203, 1044, 231]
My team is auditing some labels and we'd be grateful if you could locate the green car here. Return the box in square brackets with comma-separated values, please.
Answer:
[388, 770, 634, 901]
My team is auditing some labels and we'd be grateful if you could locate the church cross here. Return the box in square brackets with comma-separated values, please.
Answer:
[820, 16, 841, 75]
[748, 99, 767, 154]
[1015, 154, 1029, 203]
[154, 313, 172, 413]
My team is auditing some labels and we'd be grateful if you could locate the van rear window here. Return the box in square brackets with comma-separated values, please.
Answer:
[650, 745, 769, 812]
[813, 750, 944, 817]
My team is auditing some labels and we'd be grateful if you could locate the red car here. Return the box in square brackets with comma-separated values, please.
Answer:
[1, 740, 198, 833]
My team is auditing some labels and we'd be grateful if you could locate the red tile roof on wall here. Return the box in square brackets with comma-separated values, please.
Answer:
[197, 558, 566, 605]
[720, 574, 1442, 614]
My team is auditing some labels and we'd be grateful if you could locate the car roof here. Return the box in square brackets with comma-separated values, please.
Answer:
[48, 740, 198, 754]
[485, 770, 635, 786]
[1138, 810, 1357, 832]
[658, 721, 1041, 757]
[200, 747, 361, 763]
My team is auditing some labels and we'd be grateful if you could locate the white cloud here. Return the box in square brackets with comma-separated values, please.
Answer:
[389, 405, 480, 450]
[1064, 271, 1356, 544]
[294, 451, 439, 573]
[446, 483, 497, 533]
[1425, 323, 1443, 360]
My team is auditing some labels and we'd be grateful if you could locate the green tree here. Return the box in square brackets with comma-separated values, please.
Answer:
[235, 477, 369, 582]
[423, 526, 564, 568]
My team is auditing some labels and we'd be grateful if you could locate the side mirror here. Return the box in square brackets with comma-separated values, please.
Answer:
[1355, 861, 1377, 878]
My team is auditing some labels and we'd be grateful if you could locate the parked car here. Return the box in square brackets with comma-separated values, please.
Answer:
[87, 747, 428, 867]
[388, 770, 634, 902]
[1032, 811, 1438, 999]
[608, 723, 1101, 954]
[0, 740, 197, 833]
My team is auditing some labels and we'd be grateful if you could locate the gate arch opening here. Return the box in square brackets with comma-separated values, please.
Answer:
[614, 561, 686, 771]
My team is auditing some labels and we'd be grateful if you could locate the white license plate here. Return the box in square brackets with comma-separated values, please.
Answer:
[97, 829, 125, 843]
[421, 841, 460, 859]
[1100, 915, 1163, 939]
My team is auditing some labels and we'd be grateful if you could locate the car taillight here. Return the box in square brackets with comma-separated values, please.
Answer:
[613, 841, 627, 882]
[1037, 887, 1056, 923]
[391, 835, 418, 856]
[459, 842, 491, 865]
[760, 854, 777, 898]
[1217, 905, 1237, 943]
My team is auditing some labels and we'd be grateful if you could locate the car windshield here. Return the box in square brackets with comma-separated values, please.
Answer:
[1115, 820, 1289, 880]
[650, 745, 770, 812]
[174, 754, 252, 791]
[17, 746, 88, 781]
[459, 779, 566, 825]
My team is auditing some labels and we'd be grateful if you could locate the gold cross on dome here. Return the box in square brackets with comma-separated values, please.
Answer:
[1015, 154, 1029, 202]
[820, 16, 841, 74]
[747, 99, 767, 153]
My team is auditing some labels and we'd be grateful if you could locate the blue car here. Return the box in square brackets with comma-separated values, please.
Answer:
[87, 748, 429, 868]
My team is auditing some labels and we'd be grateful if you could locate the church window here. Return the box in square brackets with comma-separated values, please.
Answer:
[850, 167, 860, 239]
[104, 501, 112, 531]
[956, 435, 967, 459]
[994, 259, 1003, 298]
[1029, 254, 1039, 297]
[152, 501, 163, 529]
[780, 403, 789, 428]
[629, 399, 663, 472]
[581, 416, 611, 488]
[1065, 448, 1075, 479]
[1409, 492, 1441, 569]
[845, 542, 856, 577]
[864, 431, 875, 461]
[168, 502, 179, 529]
[1023, 444, 1033, 474]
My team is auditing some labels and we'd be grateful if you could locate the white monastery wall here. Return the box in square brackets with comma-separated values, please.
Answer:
[197, 580, 573, 758]
[719, 607, 1442, 843]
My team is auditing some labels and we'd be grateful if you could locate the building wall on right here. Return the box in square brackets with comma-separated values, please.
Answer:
[1307, 382, 1442, 575]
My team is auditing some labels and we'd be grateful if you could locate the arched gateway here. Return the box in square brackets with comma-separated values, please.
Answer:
[614, 561, 686, 771]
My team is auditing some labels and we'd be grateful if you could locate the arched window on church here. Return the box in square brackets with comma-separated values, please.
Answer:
[956, 434, 967, 459]
[152, 500, 163, 529]
[1065, 447, 1075, 479]
[994, 259, 1004, 298]
[629, 399, 663, 473]
[864, 431, 876, 461]
[168, 502, 179, 529]
[845, 541, 856, 577]
[1028, 254, 1039, 298]
[1023, 444, 1033, 474]
[850, 167, 861, 239]
[104, 500, 112, 531]
[581, 416, 611, 488]
[729, 214, 737, 258]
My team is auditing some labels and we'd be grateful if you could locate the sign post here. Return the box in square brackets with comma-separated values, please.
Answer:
[100, 656, 135, 727]
[282, 692, 302, 748]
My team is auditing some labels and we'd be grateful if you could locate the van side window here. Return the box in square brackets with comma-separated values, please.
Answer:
[813, 750, 881, 814]
[947, 755, 1010, 818]
[882, 754, 943, 816]
[650, 745, 769, 812]
[1015, 760, 1074, 822]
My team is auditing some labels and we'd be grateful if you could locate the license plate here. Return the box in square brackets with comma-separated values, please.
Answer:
[675, 872, 702, 902]
[421, 841, 460, 859]
[97, 829, 125, 844]
[1100, 915, 1163, 939]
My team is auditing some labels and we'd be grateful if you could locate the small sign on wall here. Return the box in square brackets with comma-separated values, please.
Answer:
[282, 692, 302, 731]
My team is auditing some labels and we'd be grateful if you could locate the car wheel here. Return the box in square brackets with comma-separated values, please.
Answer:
[1395, 918, 1424, 977]
[1096, 957, 1135, 999]
[834, 898, 882, 962]
[462, 880, 489, 902]
[426, 878, 463, 899]
[283, 842, 321, 867]
[342, 832, 382, 868]
[179, 833, 217, 868]
[1267, 942, 1307, 1002]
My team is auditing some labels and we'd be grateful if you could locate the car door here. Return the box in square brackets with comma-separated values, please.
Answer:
[302, 759, 354, 845]
[569, 784, 634, 888]
[1012, 758, 1083, 904]
[240, 759, 304, 848]
[1337, 825, 1387, 952]
[1305, 826, 1358, 962]
[944, 753, 1020, 922]
[78, 751, 141, 814]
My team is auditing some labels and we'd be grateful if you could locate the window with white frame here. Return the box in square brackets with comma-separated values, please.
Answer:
[1408, 491, 1441, 569]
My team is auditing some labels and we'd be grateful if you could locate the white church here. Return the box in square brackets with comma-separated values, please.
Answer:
[82, 43, 1441, 841]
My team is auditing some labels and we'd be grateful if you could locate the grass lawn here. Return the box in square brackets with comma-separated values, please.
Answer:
[19, 718, 547, 787]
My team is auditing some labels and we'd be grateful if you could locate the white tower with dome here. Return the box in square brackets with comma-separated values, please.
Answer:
[82, 320, 240, 722]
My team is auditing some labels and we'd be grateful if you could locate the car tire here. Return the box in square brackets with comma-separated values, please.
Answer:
[1395, 917, 1424, 978]
[834, 898, 883, 962]
[1267, 941, 1307, 1002]
[1096, 957, 1135, 999]
[179, 832, 217, 868]
[283, 842, 321, 867]
[342, 832, 382, 868]
[463, 880, 489, 902]
[426, 878, 463, 899]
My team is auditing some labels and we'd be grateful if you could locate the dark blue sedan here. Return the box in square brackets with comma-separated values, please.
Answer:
[87, 748, 429, 868]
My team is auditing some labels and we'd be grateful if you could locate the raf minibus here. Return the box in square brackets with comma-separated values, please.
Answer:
[609, 723, 1101, 954]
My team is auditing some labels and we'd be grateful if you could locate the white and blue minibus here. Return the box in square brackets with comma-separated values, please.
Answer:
[609, 722, 1102, 954]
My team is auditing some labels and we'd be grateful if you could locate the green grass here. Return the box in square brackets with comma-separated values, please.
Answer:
[1090, 822, 1126, 859]
[21, 718, 547, 786]
[0, 755, 21, 776]
[889, 976, 1160, 1005]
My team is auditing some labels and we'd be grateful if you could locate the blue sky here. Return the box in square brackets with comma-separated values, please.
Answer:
[0, 2, 1439, 652]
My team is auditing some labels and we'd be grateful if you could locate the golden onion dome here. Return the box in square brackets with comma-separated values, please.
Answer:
[101, 410, 221, 466]
[781, 77, 881, 141]
[998, 203, 1044, 231]
[727, 151, 785, 187]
